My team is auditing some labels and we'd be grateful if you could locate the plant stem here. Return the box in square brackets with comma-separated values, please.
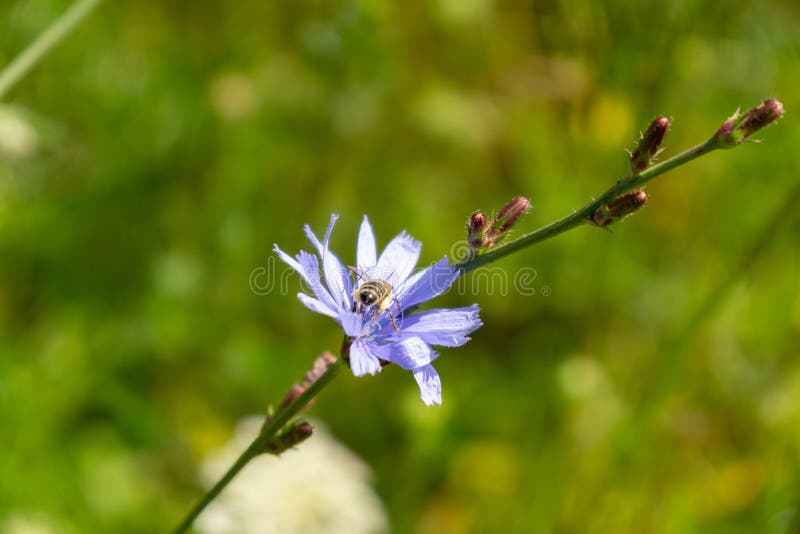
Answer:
[458, 138, 719, 272]
[172, 357, 346, 534]
[172, 125, 745, 532]
[0, 0, 103, 100]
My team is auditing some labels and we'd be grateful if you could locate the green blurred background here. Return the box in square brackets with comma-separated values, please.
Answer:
[1, 1, 799, 532]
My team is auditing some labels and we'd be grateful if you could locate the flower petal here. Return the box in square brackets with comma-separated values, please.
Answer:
[273, 243, 305, 276]
[373, 336, 434, 370]
[396, 257, 460, 310]
[413, 364, 442, 406]
[340, 311, 366, 337]
[304, 215, 352, 311]
[274, 244, 337, 312]
[295, 250, 340, 311]
[376, 231, 421, 287]
[322, 248, 352, 312]
[349, 341, 382, 376]
[399, 305, 482, 338]
[357, 215, 377, 270]
[297, 293, 339, 319]
[421, 335, 471, 347]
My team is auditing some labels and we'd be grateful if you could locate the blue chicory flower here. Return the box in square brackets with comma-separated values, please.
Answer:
[274, 214, 482, 405]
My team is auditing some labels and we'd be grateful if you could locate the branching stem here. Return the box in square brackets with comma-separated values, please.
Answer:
[172, 109, 782, 531]
[458, 139, 718, 272]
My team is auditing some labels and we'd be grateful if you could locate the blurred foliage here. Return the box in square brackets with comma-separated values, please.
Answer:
[1, 0, 799, 532]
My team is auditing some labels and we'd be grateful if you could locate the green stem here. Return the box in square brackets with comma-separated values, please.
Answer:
[172, 357, 346, 534]
[0, 0, 103, 100]
[172, 127, 739, 532]
[458, 138, 719, 272]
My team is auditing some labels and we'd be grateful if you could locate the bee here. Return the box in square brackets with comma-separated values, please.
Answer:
[348, 267, 401, 333]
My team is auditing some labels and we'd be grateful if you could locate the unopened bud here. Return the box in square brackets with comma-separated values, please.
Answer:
[738, 98, 784, 139]
[466, 196, 532, 251]
[467, 211, 489, 247]
[591, 189, 648, 227]
[279, 384, 305, 410]
[630, 116, 670, 173]
[715, 98, 784, 148]
[307, 352, 337, 383]
[714, 117, 736, 142]
[278, 352, 338, 410]
[494, 196, 532, 233]
[265, 422, 313, 454]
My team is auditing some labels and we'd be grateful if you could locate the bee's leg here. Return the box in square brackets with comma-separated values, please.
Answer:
[388, 311, 400, 333]
[369, 308, 379, 331]
[392, 299, 403, 331]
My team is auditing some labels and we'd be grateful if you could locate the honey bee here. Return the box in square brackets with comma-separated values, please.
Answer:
[348, 267, 401, 333]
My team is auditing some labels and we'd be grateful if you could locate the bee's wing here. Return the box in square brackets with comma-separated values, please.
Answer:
[346, 265, 369, 281]
[368, 265, 402, 288]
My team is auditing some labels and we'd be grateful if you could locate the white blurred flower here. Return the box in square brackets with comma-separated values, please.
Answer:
[0, 512, 66, 534]
[0, 105, 38, 159]
[196, 417, 389, 534]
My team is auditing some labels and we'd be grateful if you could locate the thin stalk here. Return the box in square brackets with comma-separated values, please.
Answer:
[458, 139, 718, 272]
[172, 357, 346, 534]
[0, 0, 103, 100]
[175, 138, 722, 532]
[171, 103, 782, 531]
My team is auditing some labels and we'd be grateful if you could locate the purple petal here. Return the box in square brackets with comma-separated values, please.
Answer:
[396, 257, 460, 310]
[357, 215, 377, 270]
[340, 311, 366, 337]
[322, 213, 337, 245]
[303, 222, 323, 253]
[373, 336, 434, 370]
[349, 341, 382, 376]
[274, 245, 337, 311]
[399, 305, 482, 337]
[413, 364, 442, 406]
[376, 231, 421, 287]
[297, 293, 339, 319]
[420, 335, 471, 347]
[296, 250, 340, 311]
[322, 248, 352, 312]
[273, 243, 305, 276]
[304, 215, 352, 311]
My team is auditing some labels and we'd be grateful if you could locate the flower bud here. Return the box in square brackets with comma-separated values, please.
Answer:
[494, 196, 532, 234]
[307, 352, 337, 384]
[466, 196, 532, 251]
[738, 98, 784, 139]
[278, 384, 305, 410]
[630, 116, 670, 173]
[278, 352, 337, 410]
[714, 116, 736, 144]
[266, 422, 313, 455]
[467, 211, 489, 247]
[714, 98, 784, 148]
[591, 189, 648, 227]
